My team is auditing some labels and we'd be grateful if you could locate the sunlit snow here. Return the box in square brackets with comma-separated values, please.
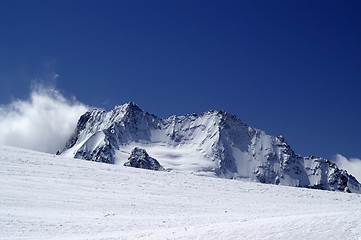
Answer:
[1, 145, 361, 239]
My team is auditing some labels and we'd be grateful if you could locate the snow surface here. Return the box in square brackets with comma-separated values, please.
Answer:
[1, 144, 361, 240]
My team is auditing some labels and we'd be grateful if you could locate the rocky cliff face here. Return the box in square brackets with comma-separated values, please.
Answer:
[124, 147, 164, 171]
[58, 102, 361, 193]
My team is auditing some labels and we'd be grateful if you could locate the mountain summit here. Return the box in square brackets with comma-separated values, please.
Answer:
[59, 102, 361, 193]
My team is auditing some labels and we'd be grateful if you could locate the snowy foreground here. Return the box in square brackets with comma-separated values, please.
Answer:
[1, 145, 361, 240]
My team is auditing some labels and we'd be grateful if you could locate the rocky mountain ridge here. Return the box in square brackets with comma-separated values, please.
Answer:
[58, 102, 361, 193]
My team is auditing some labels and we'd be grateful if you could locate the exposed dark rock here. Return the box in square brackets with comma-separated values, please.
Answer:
[124, 148, 164, 171]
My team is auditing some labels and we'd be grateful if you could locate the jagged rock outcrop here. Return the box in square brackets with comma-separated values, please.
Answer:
[58, 102, 361, 193]
[124, 147, 164, 171]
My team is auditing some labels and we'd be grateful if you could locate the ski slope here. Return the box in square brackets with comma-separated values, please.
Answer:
[1, 145, 361, 240]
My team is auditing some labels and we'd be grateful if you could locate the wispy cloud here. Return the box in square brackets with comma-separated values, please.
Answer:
[331, 154, 361, 182]
[0, 85, 88, 153]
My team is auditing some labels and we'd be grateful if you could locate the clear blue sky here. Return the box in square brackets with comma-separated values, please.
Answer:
[1, 0, 360, 159]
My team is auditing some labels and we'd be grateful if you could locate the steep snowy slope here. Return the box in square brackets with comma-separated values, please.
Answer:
[1, 145, 361, 240]
[59, 102, 360, 193]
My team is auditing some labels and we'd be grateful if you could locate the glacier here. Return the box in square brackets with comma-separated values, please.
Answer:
[58, 102, 361, 193]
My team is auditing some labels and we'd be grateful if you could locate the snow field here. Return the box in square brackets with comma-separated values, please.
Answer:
[1, 145, 361, 239]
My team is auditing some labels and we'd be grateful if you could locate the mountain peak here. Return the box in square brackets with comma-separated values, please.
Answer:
[126, 101, 139, 108]
[113, 101, 142, 112]
[59, 103, 361, 193]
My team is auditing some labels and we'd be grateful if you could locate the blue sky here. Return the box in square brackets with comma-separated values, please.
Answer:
[0, 0, 360, 159]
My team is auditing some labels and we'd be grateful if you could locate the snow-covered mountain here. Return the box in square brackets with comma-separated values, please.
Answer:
[58, 102, 361, 193]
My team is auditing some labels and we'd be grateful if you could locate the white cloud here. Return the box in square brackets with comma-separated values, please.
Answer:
[0, 86, 88, 153]
[331, 154, 361, 182]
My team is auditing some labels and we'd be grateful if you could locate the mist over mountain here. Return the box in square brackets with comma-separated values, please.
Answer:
[0, 87, 88, 153]
[332, 154, 361, 182]
[59, 102, 361, 193]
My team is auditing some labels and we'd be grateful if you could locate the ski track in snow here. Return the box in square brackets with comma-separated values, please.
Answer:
[1, 145, 361, 240]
